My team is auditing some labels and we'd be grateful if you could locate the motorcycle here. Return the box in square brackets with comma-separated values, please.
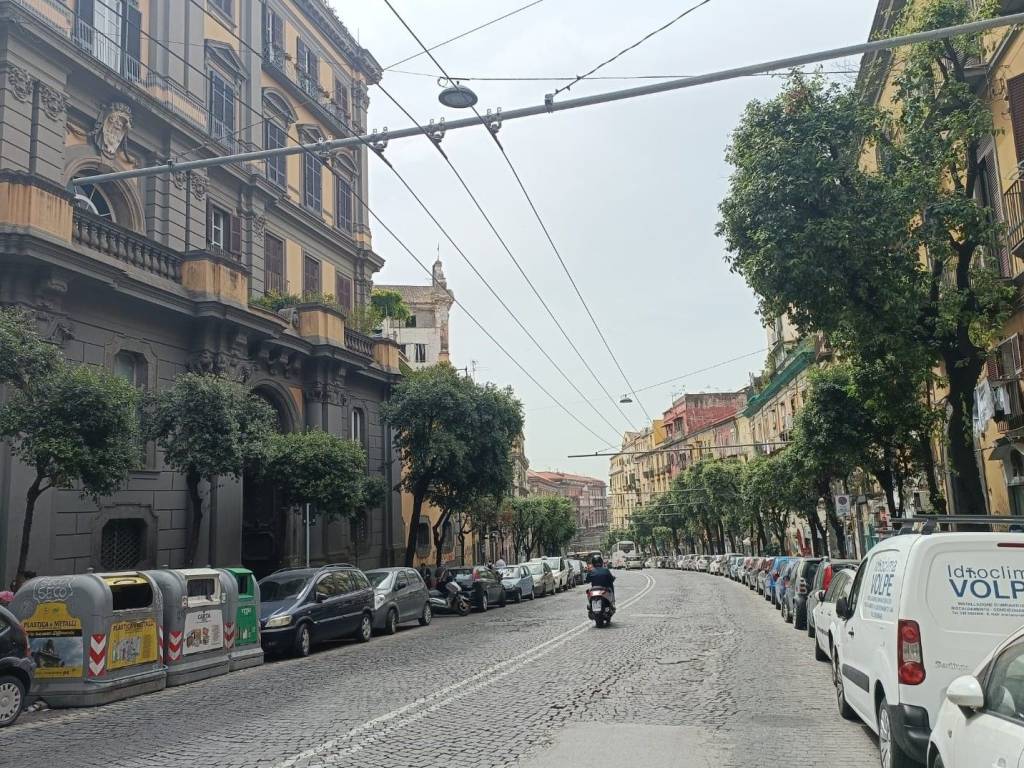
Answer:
[586, 586, 615, 628]
[429, 581, 471, 616]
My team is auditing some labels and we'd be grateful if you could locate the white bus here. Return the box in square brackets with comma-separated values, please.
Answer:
[611, 540, 635, 569]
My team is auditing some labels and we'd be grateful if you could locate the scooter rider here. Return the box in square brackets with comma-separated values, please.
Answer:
[585, 555, 615, 604]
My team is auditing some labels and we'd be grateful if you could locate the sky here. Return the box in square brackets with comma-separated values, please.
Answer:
[330, 0, 878, 481]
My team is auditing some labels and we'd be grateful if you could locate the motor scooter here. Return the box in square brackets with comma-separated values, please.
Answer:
[429, 581, 471, 616]
[586, 586, 615, 628]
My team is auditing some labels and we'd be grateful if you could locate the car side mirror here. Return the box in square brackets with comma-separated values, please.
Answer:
[946, 675, 985, 710]
[393, 583, 403, 593]
[315, 591, 328, 603]
[835, 597, 849, 619]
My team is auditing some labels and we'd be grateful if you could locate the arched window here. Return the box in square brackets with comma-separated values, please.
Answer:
[351, 407, 365, 445]
[73, 180, 114, 221]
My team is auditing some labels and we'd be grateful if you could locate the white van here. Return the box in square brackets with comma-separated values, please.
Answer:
[831, 521, 1024, 768]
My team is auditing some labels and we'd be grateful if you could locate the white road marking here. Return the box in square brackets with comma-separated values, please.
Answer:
[272, 572, 656, 768]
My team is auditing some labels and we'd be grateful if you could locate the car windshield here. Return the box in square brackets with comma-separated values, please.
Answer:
[366, 571, 394, 589]
[451, 568, 474, 579]
[259, 573, 311, 601]
[527, 563, 545, 575]
[500, 568, 519, 578]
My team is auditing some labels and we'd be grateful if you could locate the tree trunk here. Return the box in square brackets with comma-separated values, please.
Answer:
[944, 351, 987, 516]
[184, 469, 203, 567]
[431, 510, 451, 568]
[403, 488, 425, 566]
[16, 471, 47, 579]
[670, 526, 681, 555]
[918, 431, 946, 515]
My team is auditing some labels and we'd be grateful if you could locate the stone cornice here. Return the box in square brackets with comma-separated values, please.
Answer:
[296, 0, 383, 84]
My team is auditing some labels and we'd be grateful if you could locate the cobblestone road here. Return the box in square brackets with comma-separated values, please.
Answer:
[0, 570, 878, 767]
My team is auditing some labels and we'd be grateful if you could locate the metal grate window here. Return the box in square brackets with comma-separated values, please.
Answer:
[99, 518, 145, 570]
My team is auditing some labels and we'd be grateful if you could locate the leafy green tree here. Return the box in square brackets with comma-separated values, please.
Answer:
[382, 364, 524, 566]
[2, 362, 141, 578]
[0, 307, 61, 389]
[371, 289, 411, 324]
[743, 454, 792, 553]
[261, 429, 383, 522]
[144, 373, 275, 566]
[535, 496, 577, 555]
[718, 0, 1013, 516]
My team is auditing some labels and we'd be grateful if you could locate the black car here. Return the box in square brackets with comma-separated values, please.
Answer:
[781, 557, 822, 630]
[452, 566, 506, 611]
[0, 605, 34, 727]
[258, 564, 375, 657]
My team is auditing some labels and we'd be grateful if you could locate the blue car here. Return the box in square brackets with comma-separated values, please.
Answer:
[764, 556, 789, 604]
[774, 559, 799, 612]
[499, 564, 535, 603]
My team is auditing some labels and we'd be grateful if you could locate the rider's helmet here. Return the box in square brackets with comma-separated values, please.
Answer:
[591, 555, 603, 567]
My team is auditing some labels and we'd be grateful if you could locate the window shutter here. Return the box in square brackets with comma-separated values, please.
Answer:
[205, 200, 213, 247]
[272, 12, 283, 50]
[1013, 334, 1023, 374]
[296, 38, 308, 79]
[1009, 75, 1024, 166]
[78, 0, 94, 25]
[265, 235, 283, 293]
[230, 211, 242, 256]
[124, 4, 142, 64]
[336, 275, 352, 312]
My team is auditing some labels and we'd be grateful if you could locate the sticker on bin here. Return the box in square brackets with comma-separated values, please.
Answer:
[22, 602, 84, 679]
[183, 609, 223, 655]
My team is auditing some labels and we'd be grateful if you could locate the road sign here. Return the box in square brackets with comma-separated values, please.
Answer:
[834, 494, 851, 518]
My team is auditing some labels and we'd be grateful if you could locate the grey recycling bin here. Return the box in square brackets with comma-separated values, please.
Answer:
[220, 568, 263, 671]
[9, 572, 166, 707]
[146, 568, 231, 686]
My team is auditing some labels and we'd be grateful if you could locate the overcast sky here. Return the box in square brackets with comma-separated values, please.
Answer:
[331, 0, 877, 481]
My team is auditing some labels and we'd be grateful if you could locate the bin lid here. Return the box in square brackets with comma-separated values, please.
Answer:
[223, 567, 254, 577]
[102, 574, 149, 587]
[179, 568, 221, 577]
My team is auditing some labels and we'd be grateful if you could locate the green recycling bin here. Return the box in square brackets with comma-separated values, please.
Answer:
[221, 568, 263, 671]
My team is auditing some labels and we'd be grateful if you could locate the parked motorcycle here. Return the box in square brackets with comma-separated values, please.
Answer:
[429, 582, 471, 616]
[586, 586, 615, 628]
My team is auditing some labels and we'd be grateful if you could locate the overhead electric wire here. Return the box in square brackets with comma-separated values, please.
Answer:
[179, 0, 622, 446]
[552, 0, 714, 96]
[389, 68, 861, 81]
[373, 79, 638, 432]
[383, 0, 655, 423]
[78, 14, 1024, 186]
[384, 0, 546, 70]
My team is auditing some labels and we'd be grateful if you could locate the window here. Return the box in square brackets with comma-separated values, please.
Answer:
[335, 274, 352, 313]
[396, 573, 408, 590]
[209, 206, 228, 249]
[1009, 75, 1024, 166]
[209, 0, 232, 18]
[264, 121, 287, 187]
[335, 176, 353, 231]
[99, 518, 145, 570]
[303, 145, 322, 212]
[296, 38, 319, 97]
[334, 79, 350, 121]
[264, 234, 284, 294]
[416, 520, 430, 555]
[415, 344, 427, 363]
[303, 254, 321, 295]
[984, 641, 1024, 723]
[209, 70, 235, 140]
[314, 574, 338, 598]
[72, 180, 114, 221]
[405, 315, 416, 328]
[263, 6, 283, 53]
[351, 407, 365, 444]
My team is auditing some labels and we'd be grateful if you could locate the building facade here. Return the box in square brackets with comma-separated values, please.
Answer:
[608, 429, 642, 530]
[527, 471, 608, 552]
[377, 258, 453, 369]
[0, 0, 406, 582]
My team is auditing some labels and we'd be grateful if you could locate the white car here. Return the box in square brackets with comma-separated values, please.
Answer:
[696, 557, 709, 572]
[533, 556, 570, 591]
[928, 625, 1024, 768]
[811, 565, 857, 662]
[708, 558, 722, 575]
[625, 554, 644, 570]
[830, 525, 1024, 768]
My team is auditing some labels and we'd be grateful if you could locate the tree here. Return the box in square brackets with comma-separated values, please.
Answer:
[261, 429, 383, 521]
[534, 496, 576, 555]
[717, 0, 1013, 515]
[0, 307, 61, 389]
[382, 364, 524, 566]
[144, 373, 275, 566]
[1, 361, 141, 578]
[371, 289, 411, 324]
[743, 454, 792, 553]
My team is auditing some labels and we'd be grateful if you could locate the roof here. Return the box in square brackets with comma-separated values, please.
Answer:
[528, 470, 606, 487]
[375, 284, 454, 308]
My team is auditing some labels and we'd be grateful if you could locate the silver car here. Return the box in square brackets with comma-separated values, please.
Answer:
[365, 567, 432, 635]
[499, 564, 535, 602]
[525, 560, 556, 597]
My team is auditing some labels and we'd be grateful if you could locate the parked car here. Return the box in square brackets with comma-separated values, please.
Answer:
[365, 567, 432, 635]
[696, 556, 710, 572]
[567, 559, 586, 587]
[756, 558, 773, 594]
[499, 564, 535, 602]
[709, 557, 722, 575]
[259, 565, 374, 657]
[811, 565, 857, 663]
[625, 554, 644, 570]
[766, 556, 792, 604]
[452, 565, 507, 611]
[781, 557, 822, 629]
[533, 556, 571, 590]
[928, 624, 1024, 768]
[830, 524, 1024, 768]
[746, 557, 764, 589]
[0, 605, 33, 727]
[776, 559, 799, 613]
[525, 560, 556, 597]
[805, 559, 857, 638]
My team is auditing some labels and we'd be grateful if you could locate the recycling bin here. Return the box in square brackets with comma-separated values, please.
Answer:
[146, 568, 230, 686]
[9, 572, 166, 707]
[221, 567, 263, 671]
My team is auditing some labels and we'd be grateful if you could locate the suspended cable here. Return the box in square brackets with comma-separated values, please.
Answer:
[388, 68, 861, 81]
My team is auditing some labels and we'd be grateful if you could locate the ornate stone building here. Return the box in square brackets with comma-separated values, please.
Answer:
[0, 0, 405, 580]
[377, 259, 454, 369]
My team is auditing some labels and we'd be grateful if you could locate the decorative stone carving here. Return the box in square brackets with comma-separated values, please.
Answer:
[188, 349, 215, 374]
[91, 102, 132, 159]
[189, 347, 253, 382]
[190, 171, 208, 200]
[353, 81, 369, 110]
[172, 170, 187, 190]
[304, 382, 328, 404]
[6, 65, 33, 103]
[38, 83, 66, 120]
[244, 212, 265, 237]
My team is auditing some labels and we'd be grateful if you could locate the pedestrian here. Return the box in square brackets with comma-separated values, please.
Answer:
[494, 556, 506, 569]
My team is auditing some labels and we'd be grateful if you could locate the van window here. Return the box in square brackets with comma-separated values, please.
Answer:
[109, 582, 153, 611]
[823, 570, 848, 602]
[984, 640, 1024, 723]
[857, 549, 902, 623]
[925, 544, 1024, 634]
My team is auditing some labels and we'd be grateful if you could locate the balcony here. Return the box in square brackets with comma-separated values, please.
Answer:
[1002, 178, 1024, 277]
[344, 328, 374, 359]
[72, 208, 183, 283]
[995, 378, 1024, 433]
[262, 45, 356, 135]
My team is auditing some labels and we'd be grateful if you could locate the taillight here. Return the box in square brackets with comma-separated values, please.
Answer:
[898, 619, 925, 685]
[797, 578, 808, 595]
[821, 565, 833, 591]
[472, 571, 480, 581]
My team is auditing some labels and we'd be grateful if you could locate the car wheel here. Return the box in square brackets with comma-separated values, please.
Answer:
[385, 608, 398, 636]
[794, 609, 806, 631]
[0, 674, 26, 727]
[814, 636, 829, 662]
[528, 588, 535, 600]
[879, 697, 915, 768]
[419, 602, 432, 626]
[595, 616, 606, 628]
[480, 593, 489, 612]
[293, 623, 312, 657]
[807, 619, 816, 639]
[933, 756, 945, 768]
[354, 614, 372, 643]
[513, 589, 522, 604]
[833, 655, 857, 721]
